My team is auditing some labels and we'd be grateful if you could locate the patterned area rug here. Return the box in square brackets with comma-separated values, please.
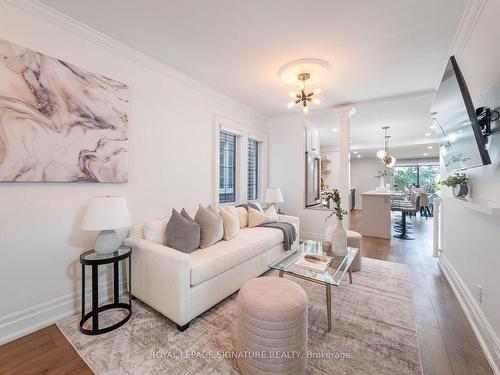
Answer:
[57, 258, 422, 374]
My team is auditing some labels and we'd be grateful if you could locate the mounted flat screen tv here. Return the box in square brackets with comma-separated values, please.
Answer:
[431, 56, 491, 172]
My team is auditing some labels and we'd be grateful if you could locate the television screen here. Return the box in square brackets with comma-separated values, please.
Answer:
[431, 56, 490, 172]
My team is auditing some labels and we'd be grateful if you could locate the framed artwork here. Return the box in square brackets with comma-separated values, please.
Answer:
[0, 38, 129, 182]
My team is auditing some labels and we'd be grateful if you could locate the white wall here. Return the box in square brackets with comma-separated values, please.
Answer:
[439, 0, 500, 372]
[267, 114, 348, 241]
[351, 158, 382, 209]
[0, 2, 266, 343]
[321, 149, 339, 191]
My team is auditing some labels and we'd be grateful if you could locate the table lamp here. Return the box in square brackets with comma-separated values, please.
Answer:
[81, 196, 131, 254]
[265, 188, 284, 212]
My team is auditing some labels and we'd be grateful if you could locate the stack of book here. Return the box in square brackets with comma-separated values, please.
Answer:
[292, 254, 333, 273]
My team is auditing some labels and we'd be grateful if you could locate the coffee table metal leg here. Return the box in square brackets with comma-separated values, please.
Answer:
[349, 267, 353, 284]
[326, 284, 331, 331]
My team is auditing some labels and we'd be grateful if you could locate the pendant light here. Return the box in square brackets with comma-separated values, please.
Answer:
[377, 126, 396, 168]
[287, 73, 321, 113]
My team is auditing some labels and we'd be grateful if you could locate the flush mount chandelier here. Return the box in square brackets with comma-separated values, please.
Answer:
[278, 58, 331, 114]
[287, 73, 320, 113]
[377, 126, 396, 168]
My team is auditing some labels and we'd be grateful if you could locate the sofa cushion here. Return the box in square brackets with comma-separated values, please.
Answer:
[190, 227, 284, 286]
[195, 205, 224, 248]
[248, 206, 278, 227]
[181, 208, 196, 223]
[220, 207, 240, 240]
[225, 205, 248, 228]
[143, 219, 167, 245]
[166, 209, 200, 253]
[207, 204, 220, 216]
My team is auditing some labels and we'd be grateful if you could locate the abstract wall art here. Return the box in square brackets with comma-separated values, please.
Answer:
[0, 38, 129, 182]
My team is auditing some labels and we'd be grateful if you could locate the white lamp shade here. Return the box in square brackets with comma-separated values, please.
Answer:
[81, 196, 131, 230]
[265, 188, 284, 203]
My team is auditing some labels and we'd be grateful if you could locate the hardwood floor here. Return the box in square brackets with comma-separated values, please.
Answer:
[349, 209, 493, 375]
[0, 324, 92, 374]
[0, 209, 493, 374]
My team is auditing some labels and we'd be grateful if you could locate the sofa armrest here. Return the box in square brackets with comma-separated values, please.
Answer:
[124, 237, 191, 325]
[277, 214, 300, 247]
[277, 214, 299, 226]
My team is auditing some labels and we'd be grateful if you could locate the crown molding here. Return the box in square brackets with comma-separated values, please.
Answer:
[449, 0, 487, 55]
[268, 89, 435, 120]
[331, 104, 356, 118]
[350, 89, 436, 108]
[4, 0, 266, 121]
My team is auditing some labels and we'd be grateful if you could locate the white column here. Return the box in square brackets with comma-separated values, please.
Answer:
[332, 105, 355, 214]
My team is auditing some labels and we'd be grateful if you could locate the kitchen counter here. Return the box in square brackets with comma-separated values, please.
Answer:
[360, 190, 403, 239]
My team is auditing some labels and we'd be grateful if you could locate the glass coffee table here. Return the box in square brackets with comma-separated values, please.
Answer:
[268, 240, 358, 331]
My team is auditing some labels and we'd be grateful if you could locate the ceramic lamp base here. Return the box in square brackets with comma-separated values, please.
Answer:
[95, 229, 121, 254]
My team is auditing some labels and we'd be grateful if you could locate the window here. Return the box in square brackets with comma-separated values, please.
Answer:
[219, 132, 237, 203]
[247, 139, 259, 200]
[394, 164, 440, 193]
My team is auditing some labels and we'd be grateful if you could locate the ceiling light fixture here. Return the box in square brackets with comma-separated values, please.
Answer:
[332, 128, 338, 132]
[376, 126, 396, 168]
[286, 73, 321, 113]
[278, 58, 331, 114]
[425, 133, 431, 136]
[427, 146, 433, 149]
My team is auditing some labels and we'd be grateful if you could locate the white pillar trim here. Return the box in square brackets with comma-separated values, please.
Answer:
[332, 105, 355, 214]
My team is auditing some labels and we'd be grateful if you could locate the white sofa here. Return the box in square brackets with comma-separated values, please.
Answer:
[124, 213, 299, 330]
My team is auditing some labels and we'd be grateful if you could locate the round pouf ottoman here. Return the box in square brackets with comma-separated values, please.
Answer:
[346, 230, 362, 272]
[236, 277, 308, 375]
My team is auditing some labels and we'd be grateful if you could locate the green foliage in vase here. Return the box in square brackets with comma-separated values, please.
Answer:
[375, 168, 394, 179]
[438, 172, 468, 188]
[323, 189, 348, 222]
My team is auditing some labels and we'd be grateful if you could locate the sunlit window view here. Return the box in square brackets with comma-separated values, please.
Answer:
[393, 165, 440, 193]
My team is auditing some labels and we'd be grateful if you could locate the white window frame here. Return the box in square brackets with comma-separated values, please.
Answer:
[214, 115, 268, 207]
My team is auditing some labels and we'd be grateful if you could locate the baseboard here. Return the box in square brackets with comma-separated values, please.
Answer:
[300, 231, 325, 242]
[439, 254, 500, 374]
[0, 278, 126, 345]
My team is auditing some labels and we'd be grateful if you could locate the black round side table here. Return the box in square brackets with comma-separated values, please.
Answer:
[79, 246, 132, 335]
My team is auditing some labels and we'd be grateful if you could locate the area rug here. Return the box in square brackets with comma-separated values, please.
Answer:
[57, 258, 422, 374]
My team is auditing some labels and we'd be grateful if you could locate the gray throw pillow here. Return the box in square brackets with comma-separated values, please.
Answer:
[236, 202, 262, 212]
[181, 208, 195, 222]
[166, 209, 200, 253]
[195, 205, 224, 248]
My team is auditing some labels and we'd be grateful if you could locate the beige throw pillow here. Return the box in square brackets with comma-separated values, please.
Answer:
[220, 208, 240, 240]
[195, 205, 224, 248]
[207, 204, 220, 216]
[224, 205, 248, 228]
[248, 206, 279, 227]
[253, 202, 264, 211]
[266, 205, 279, 222]
[143, 219, 168, 245]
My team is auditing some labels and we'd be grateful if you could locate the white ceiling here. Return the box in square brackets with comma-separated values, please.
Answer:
[39, 0, 466, 116]
[308, 92, 440, 159]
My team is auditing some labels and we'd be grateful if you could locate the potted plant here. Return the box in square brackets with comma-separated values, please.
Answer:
[439, 172, 469, 197]
[323, 189, 349, 256]
[375, 168, 394, 191]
